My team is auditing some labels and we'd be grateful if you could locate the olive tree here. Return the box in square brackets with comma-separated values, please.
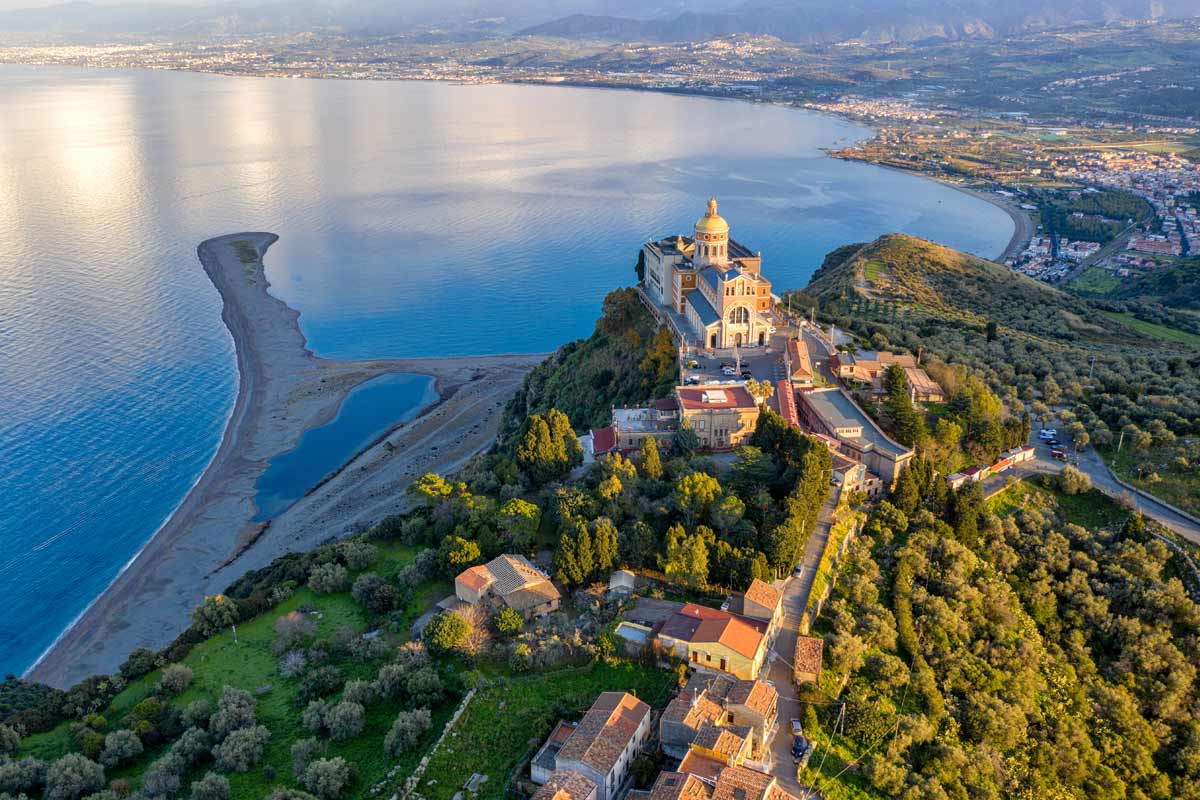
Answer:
[300, 757, 353, 800]
[45, 754, 105, 800]
[98, 729, 143, 768]
[384, 709, 432, 758]
[190, 772, 230, 800]
[212, 725, 270, 772]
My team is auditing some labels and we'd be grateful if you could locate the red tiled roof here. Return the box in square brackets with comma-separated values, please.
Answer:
[675, 386, 757, 411]
[741, 579, 781, 613]
[456, 565, 492, 592]
[650, 772, 711, 800]
[793, 636, 824, 676]
[557, 692, 649, 777]
[592, 426, 617, 455]
[659, 604, 765, 660]
[774, 382, 800, 429]
[654, 397, 680, 412]
[726, 681, 777, 718]
[534, 771, 598, 800]
[678, 749, 727, 783]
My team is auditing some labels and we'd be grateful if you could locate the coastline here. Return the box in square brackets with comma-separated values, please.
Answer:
[27, 233, 545, 689]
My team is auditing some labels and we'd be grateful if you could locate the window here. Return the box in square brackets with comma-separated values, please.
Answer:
[728, 306, 750, 325]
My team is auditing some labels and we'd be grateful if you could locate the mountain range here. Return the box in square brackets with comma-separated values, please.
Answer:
[1, 0, 1199, 44]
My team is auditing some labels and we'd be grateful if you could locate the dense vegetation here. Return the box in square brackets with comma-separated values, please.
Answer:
[805, 481, 1200, 799]
[1105, 257, 1200, 335]
[498, 287, 678, 448]
[801, 234, 1200, 510]
[1037, 188, 1153, 244]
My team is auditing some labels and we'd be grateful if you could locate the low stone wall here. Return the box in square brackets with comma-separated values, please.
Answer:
[397, 686, 478, 800]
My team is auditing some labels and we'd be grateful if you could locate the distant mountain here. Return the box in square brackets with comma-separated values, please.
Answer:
[519, 0, 1200, 43]
[2, 0, 1198, 41]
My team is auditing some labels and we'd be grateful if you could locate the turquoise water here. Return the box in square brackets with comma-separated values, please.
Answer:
[0, 66, 1013, 676]
[253, 373, 437, 521]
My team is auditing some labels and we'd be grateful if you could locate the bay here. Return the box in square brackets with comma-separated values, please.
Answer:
[0, 65, 1012, 675]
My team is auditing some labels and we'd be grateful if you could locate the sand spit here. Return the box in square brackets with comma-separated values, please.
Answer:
[28, 233, 544, 688]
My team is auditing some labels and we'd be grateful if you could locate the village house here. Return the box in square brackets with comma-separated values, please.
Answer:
[829, 350, 943, 403]
[532, 692, 653, 800]
[660, 672, 779, 760]
[724, 578, 783, 636]
[656, 603, 769, 681]
[784, 338, 814, 388]
[635, 771, 711, 800]
[793, 636, 824, 685]
[454, 554, 561, 620]
[533, 770, 599, 800]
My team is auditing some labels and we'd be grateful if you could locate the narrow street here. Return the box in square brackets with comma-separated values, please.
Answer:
[762, 497, 838, 797]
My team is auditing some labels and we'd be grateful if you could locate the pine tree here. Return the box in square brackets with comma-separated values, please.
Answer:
[554, 532, 582, 585]
[516, 415, 558, 484]
[591, 517, 619, 573]
[640, 436, 663, 481]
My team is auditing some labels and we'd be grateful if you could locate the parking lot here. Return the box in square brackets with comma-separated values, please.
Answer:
[680, 314, 799, 387]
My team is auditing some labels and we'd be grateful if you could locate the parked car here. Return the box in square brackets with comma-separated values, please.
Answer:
[740, 370, 753, 379]
[790, 719, 804, 736]
[684, 376, 701, 386]
[1052, 449, 1067, 460]
[795, 742, 814, 771]
[1039, 429, 1057, 439]
[792, 565, 805, 579]
[721, 366, 738, 376]
[792, 735, 809, 763]
[686, 360, 700, 369]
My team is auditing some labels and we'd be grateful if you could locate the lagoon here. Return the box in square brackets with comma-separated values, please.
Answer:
[0, 65, 1012, 675]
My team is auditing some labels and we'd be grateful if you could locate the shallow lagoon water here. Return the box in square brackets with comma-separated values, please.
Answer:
[253, 373, 437, 521]
[0, 66, 1012, 674]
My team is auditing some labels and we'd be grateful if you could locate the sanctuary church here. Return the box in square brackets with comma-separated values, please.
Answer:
[642, 198, 773, 349]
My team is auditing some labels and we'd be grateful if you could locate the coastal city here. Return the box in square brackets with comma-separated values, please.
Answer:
[2, 5, 1200, 800]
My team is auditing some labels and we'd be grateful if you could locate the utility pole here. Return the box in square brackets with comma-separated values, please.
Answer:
[916, 346, 924, 366]
[1117, 428, 1125, 453]
[1088, 355, 1096, 382]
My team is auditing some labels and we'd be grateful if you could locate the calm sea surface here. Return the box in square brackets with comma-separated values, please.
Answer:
[0, 65, 1012, 675]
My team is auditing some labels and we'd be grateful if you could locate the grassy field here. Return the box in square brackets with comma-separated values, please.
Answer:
[1069, 265, 1121, 294]
[863, 259, 886, 283]
[986, 476, 1128, 530]
[1101, 310, 1200, 346]
[19, 545, 463, 799]
[419, 661, 677, 800]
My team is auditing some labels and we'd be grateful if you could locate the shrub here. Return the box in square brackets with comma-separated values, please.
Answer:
[45, 754, 105, 800]
[384, 709, 431, 758]
[300, 757, 353, 800]
[351, 573, 397, 614]
[191, 595, 239, 637]
[423, 612, 468, 655]
[171, 726, 212, 767]
[302, 700, 330, 735]
[340, 679, 375, 707]
[158, 664, 194, 696]
[373, 664, 406, 702]
[0, 726, 17, 759]
[325, 701, 365, 741]
[268, 790, 321, 800]
[0, 757, 46, 796]
[508, 643, 533, 673]
[279, 650, 309, 678]
[190, 772, 230, 800]
[298, 666, 345, 705]
[212, 725, 270, 772]
[405, 668, 444, 708]
[291, 738, 325, 778]
[118, 648, 159, 681]
[142, 753, 185, 798]
[493, 608, 524, 637]
[273, 613, 317, 655]
[181, 699, 211, 729]
[209, 687, 256, 741]
[1058, 465, 1093, 495]
[308, 564, 349, 595]
[337, 541, 378, 571]
[98, 730, 142, 769]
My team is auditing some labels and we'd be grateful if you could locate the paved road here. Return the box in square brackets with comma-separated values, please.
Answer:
[986, 422, 1200, 545]
[762, 497, 838, 797]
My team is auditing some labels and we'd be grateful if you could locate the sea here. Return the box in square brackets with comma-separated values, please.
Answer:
[0, 65, 1013, 676]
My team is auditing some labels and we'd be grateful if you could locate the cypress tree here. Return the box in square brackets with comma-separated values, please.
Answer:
[640, 436, 663, 481]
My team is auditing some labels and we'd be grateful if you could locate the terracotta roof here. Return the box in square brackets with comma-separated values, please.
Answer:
[456, 565, 492, 592]
[725, 681, 777, 719]
[592, 426, 617, 455]
[662, 690, 725, 730]
[711, 766, 799, 800]
[659, 604, 765, 660]
[675, 386, 757, 411]
[557, 692, 649, 777]
[533, 771, 598, 800]
[692, 724, 750, 759]
[654, 397, 680, 412]
[774, 382, 800, 429]
[547, 721, 578, 747]
[678, 749, 727, 783]
[506, 581, 562, 611]
[741, 580, 781, 614]
[650, 772, 711, 800]
[793, 636, 824, 676]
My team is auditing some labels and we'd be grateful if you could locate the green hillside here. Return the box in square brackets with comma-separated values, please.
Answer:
[1110, 257, 1200, 310]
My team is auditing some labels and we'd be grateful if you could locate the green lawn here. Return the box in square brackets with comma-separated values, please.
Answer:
[986, 477, 1127, 530]
[20, 545, 460, 799]
[1101, 310, 1200, 346]
[863, 259, 886, 283]
[419, 661, 677, 800]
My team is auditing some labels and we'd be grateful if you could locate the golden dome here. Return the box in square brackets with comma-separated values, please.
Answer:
[694, 197, 729, 235]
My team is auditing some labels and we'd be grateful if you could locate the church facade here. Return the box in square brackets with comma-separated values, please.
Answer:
[642, 199, 773, 350]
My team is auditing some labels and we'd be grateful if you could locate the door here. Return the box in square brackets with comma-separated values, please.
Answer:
[758, 331, 765, 346]
[719, 657, 727, 672]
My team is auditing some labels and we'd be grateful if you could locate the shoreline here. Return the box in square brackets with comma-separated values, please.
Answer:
[27, 233, 545, 689]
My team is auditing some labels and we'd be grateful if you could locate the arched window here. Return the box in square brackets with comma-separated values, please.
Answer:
[728, 306, 750, 325]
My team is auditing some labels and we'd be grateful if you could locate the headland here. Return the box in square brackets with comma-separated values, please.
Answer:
[27, 233, 544, 688]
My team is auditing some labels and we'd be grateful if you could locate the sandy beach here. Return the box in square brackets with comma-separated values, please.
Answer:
[27, 233, 544, 689]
